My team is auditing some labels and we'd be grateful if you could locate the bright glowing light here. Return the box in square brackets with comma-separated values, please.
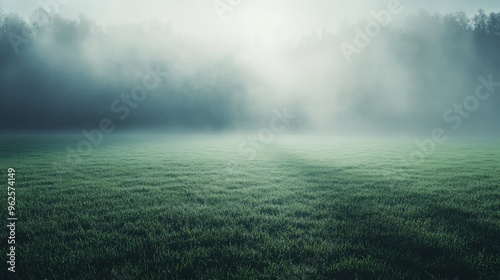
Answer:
[239, 7, 287, 48]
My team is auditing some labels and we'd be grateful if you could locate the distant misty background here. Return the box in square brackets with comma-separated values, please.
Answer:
[0, 1, 499, 136]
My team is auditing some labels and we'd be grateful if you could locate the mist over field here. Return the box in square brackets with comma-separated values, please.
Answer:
[1, 0, 499, 136]
[1, 1, 500, 279]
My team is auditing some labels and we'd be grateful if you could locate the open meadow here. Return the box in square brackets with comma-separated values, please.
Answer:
[3, 1, 500, 279]
[1, 135, 499, 279]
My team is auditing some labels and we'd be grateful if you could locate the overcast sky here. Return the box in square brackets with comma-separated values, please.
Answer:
[2, 0, 498, 42]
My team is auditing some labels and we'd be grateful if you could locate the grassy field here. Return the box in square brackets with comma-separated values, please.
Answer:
[1, 134, 499, 279]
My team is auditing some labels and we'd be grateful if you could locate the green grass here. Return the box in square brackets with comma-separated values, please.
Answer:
[1, 134, 499, 279]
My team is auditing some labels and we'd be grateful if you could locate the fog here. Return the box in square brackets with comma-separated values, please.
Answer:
[1, 1, 499, 136]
